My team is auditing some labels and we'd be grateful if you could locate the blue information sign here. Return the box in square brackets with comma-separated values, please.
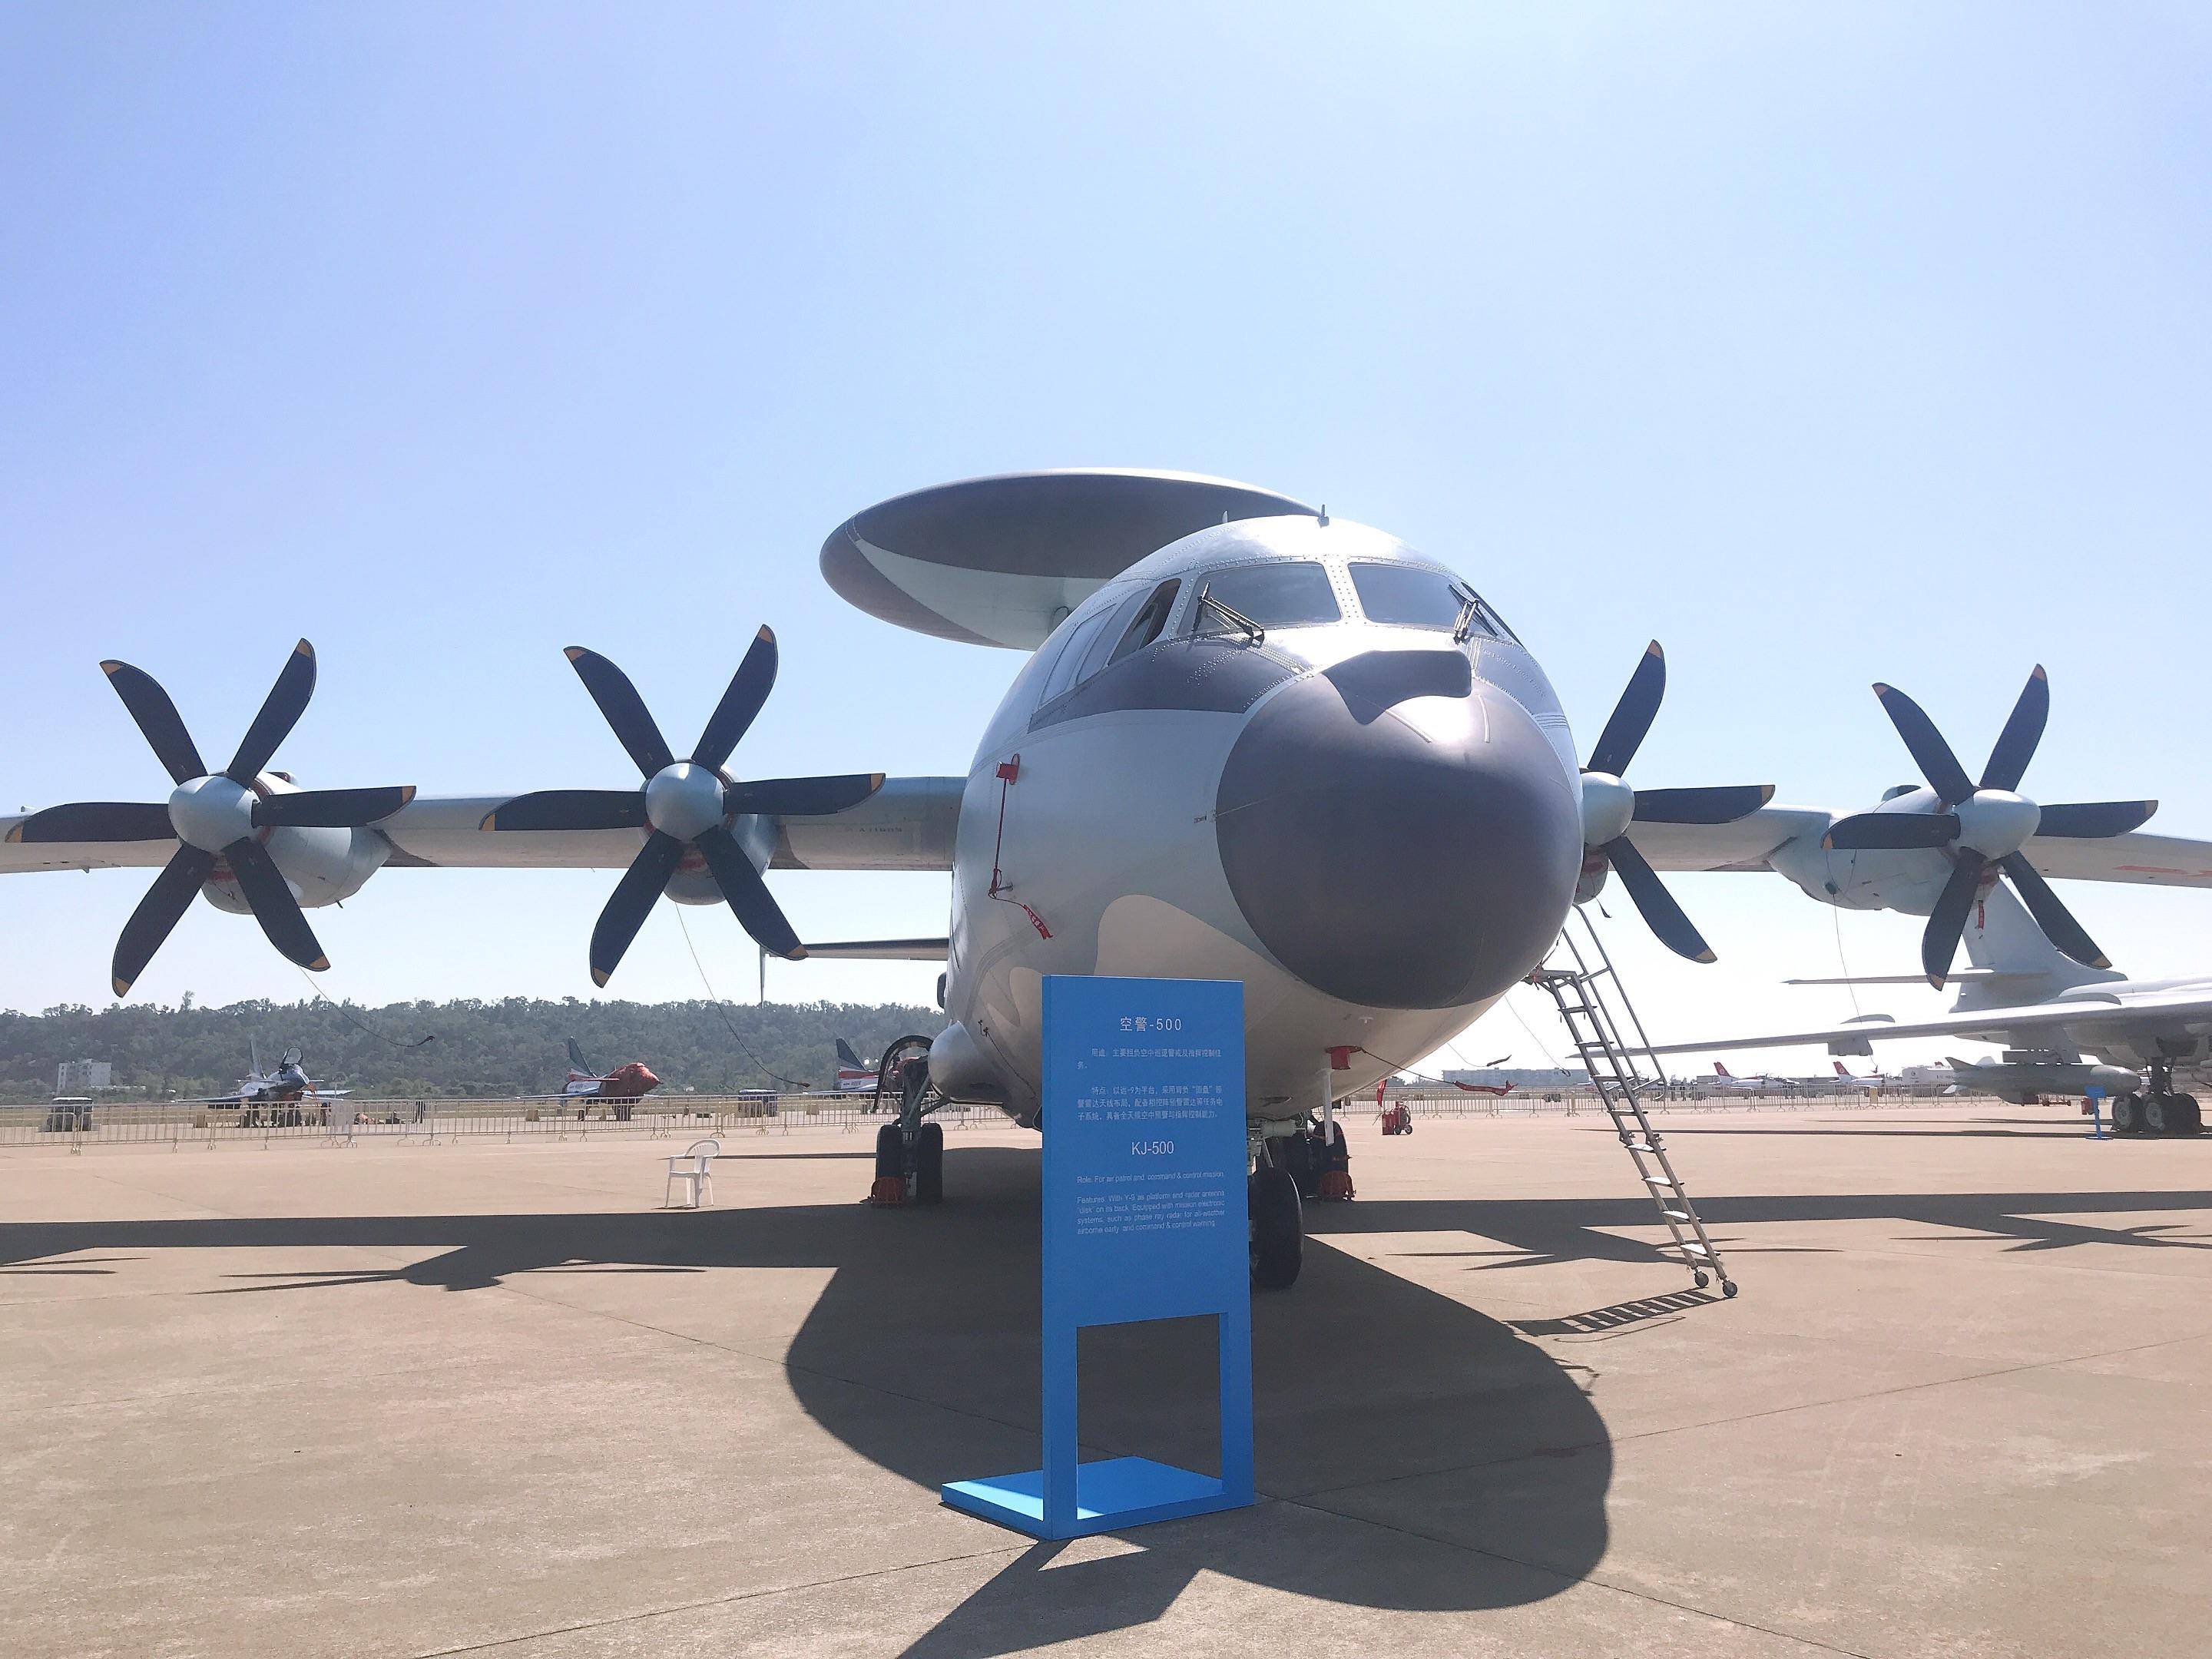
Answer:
[942, 975, 1253, 1538]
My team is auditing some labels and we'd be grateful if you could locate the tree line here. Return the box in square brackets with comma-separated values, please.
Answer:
[0, 996, 942, 1101]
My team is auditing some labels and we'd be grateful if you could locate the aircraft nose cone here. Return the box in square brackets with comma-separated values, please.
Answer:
[1214, 651, 1582, 1009]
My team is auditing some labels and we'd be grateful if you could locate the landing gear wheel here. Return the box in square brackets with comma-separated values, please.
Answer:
[869, 1123, 906, 1206]
[2170, 1094, 2203, 1135]
[2109, 1093, 2144, 1136]
[1280, 1128, 1320, 1198]
[1721, 1280, 1739, 1298]
[1249, 1165, 1303, 1290]
[912, 1121, 945, 1205]
[2145, 1094, 2174, 1134]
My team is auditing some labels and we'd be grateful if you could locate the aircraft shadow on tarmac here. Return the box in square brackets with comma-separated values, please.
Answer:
[5, 1151, 2210, 1652]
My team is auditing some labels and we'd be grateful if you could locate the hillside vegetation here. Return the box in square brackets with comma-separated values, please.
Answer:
[1, 997, 941, 1101]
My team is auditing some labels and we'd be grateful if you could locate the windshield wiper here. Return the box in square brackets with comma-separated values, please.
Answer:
[1195, 583, 1264, 645]
[1451, 584, 1481, 644]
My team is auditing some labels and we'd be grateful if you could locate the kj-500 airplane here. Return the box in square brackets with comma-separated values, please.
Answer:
[8, 471, 2210, 1280]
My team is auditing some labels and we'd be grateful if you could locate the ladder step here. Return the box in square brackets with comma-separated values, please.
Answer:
[1680, 1241, 1711, 1257]
[1643, 1174, 1679, 1189]
[1659, 1209, 1692, 1223]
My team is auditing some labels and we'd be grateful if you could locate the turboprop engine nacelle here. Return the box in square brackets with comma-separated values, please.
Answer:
[200, 776, 393, 916]
[1767, 789, 1963, 917]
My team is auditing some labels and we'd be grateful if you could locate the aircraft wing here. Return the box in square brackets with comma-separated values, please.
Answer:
[800, 938, 950, 960]
[1651, 992, 2212, 1056]
[0, 777, 963, 876]
[1628, 803, 2212, 888]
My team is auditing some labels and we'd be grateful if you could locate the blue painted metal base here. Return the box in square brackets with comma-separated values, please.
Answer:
[942, 1457, 1244, 1539]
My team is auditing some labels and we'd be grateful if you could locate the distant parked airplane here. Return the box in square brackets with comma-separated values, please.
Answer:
[555, 1038, 660, 1101]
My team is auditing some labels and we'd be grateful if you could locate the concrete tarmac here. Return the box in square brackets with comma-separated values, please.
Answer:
[0, 1105, 2205, 1657]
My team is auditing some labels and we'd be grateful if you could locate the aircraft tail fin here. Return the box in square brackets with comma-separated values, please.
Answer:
[1955, 883, 2125, 1009]
[1833, 1060, 1849, 1077]
[834, 1037, 865, 1071]
[566, 1038, 594, 1075]
[1714, 1061, 1731, 1077]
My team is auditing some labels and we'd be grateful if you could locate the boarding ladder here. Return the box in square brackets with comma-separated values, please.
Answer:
[1529, 915, 1737, 1297]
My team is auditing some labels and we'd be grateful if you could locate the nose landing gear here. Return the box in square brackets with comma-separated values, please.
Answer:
[1250, 1162, 1303, 1290]
[868, 1041, 948, 1205]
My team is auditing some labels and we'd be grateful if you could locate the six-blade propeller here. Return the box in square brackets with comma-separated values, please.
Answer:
[1577, 642, 1776, 963]
[5, 641, 416, 995]
[481, 628, 884, 985]
[1822, 666, 2154, 987]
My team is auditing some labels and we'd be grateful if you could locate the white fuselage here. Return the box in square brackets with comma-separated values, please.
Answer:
[929, 515, 1587, 1128]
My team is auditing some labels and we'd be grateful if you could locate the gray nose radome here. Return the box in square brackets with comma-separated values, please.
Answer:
[1214, 655, 1582, 1010]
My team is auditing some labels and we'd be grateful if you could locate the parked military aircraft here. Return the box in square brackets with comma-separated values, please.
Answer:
[833, 1038, 879, 1094]
[8, 470, 2212, 1275]
[1657, 886, 2206, 1136]
[205, 1041, 347, 1108]
[552, 1039, 661, 1103]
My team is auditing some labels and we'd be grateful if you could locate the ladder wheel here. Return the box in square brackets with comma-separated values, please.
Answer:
[1721, 1280, 1739, 1299]
[1692, 1270, 1709, 1290]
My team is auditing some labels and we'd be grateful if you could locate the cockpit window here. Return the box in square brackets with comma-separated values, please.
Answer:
[1348, 561, 1518, 644]
[1186, 561, 1339, 635]
[1107, 579, 1180, 667]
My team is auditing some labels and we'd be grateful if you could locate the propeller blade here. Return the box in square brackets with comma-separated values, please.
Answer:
[1601, 835, 1715, 963]
[253, 785, 416, 829]
[1872, 683, 1975, 805]
[101, 661, 205, 784]
[478, 790, 650, 832]
[1822, 811, 1961, 850]
[692, 824, 805, 959]
[2000, 852, 2111, 969]
[226, 640, 318, 783]
[223, 837, 329, 970]
[588, 830, 685, 986]
[1920, 849, 1987, 988]
[722, 772, 886, 819]
[1979, 664, 2049, 793]
[1584, 641, 1664, 779]
[690, 627, 779, 770]
[2032, 800, 2157, 839]
[111, 845, 217, 995]
[565, 649, 676, 777]
[1630, 783, 1773, 825]
[8, 802, 174, 844]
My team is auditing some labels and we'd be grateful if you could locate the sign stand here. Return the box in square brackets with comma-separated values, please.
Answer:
[942, 975, 1253, 1540]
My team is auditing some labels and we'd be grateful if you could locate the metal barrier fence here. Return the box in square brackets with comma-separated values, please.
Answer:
[0, 1093, 1016, 1152]
[2, 1083, 1987, 1153]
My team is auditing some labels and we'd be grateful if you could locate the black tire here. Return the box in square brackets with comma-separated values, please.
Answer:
[2109, 1093, 2144, 1135]
[1250, 1166, 1303, 1290]
[2171, 1094, 2203, 1135]
[2145, 1094, 2173, 1134]
[873, 1122, 904, 1181]
[912, 1121, 945, 1205]
[1280, 1130, 1320, 1198]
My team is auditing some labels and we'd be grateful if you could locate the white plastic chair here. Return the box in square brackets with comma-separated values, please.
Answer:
[664, 1138, 719, 1209]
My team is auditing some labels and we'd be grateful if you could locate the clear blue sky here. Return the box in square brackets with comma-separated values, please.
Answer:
[5, 5, 2207, 1069]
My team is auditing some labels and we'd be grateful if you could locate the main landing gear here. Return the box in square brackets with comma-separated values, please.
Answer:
[2108, 1060, 2204, 1137]
[869, 1041, 947, 1206]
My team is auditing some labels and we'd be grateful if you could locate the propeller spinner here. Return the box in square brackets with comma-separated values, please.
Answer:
[482, 628, 883, 985]
[1822, 666, 2154, 986]
[1578, 641, 1774, 963]
[5, 641, 415, 995]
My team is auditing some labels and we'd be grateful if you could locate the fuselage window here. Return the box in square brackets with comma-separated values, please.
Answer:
[1348, 561, 1518, 644]
[1185, 561, 1339, 635]
[1105, 578, 1180, 669]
